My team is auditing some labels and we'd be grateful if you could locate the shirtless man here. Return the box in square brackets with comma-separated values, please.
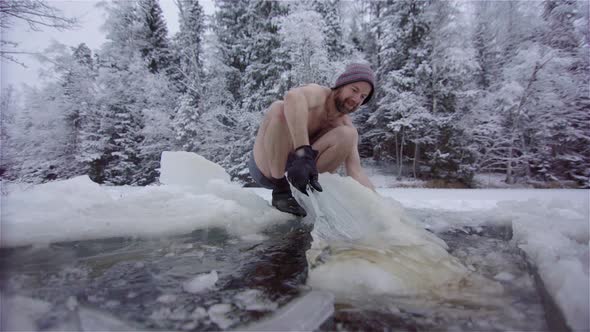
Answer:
[248, 63, 376, 217]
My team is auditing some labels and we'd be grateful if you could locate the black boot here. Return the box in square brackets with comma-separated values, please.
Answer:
[270, 176, 307, 217]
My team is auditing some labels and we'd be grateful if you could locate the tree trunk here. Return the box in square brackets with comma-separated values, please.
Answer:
[395, 134, 399, 173]
[413, 143, 419, 178]
[506, 141, 514, 184]
[398, 130, 405, 180]
[432, 64, 437, 114]
[520, 137, 531, 181]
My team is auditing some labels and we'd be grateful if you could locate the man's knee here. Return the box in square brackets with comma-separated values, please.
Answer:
[267, 101, 286, 123]
[333, 126, 357, 148]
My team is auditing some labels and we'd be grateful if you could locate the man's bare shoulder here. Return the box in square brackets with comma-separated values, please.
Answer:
[288, 84, 331, 108]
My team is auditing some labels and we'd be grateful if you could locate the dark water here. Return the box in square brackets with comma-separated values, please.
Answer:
[0, 219, 565, 331]
[0, 220, 311, 331]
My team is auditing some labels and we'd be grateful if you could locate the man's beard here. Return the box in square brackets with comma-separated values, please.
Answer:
[334, 91, 358, 114]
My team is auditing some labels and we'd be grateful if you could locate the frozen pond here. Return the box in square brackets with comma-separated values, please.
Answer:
[1, 152, 587, 330]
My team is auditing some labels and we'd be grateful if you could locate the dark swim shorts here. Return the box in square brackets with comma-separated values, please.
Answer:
[248, 152, 279, 190]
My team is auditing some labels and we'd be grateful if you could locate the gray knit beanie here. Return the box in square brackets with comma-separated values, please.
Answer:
[331, 63, 375, 105]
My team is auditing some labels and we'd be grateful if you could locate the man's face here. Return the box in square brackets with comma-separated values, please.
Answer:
[334, 81, 372, 114]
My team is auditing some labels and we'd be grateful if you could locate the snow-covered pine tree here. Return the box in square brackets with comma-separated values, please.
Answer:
[420, 1, 479, 184]
[11, 83, 70, 182]
[71, 45, 106, 182]
[172, 0, 205, 95]
[171, 0, 206, 152]
[346, 0, 382, 68]
[368, 0, 431, 178]
[96, 60, 142, 185]
[345, 1, 383, 157]
[137, 69, 176, 185]
[534, 0, 590, 186]
[240, 0, 289, 113]
[471, 0, 588, 186]
[136, 0, 171, 74]
[97, 0, 176, 185]
[96, 1, 142, 184]
[213, 0, 250, 103]
[312, 0, 346, 61]
[472, 1, 500, 91]
[3, 42, 100, 182]
[211, 0, 289, 180]
[193, 31, 238, 166]
[62, 43, 99, 178]
[465, 1, 504, 177]
[278, 1, 334, 88]
[0, 86, 21, 180]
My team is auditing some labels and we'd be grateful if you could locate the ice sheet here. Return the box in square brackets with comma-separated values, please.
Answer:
[2, 152, 289, 247]
[2, 152, 588, 330]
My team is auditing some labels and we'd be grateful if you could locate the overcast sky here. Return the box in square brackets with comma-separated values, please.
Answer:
[1, 0, 215, 90]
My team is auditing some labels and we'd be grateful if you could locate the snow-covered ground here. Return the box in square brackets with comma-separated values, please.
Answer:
[1, 152, 588, 330]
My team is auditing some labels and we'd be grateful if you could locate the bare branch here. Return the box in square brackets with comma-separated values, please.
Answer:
[0, 0, 78, 31]
[1, 1, 78, 67]
[0, 53, 28, 67]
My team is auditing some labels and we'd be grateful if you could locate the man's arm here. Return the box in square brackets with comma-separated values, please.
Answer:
[345, 145, 376, 192]
[283, 86, 312, 149]
[343, 119, 375, 191]
[282, 84, 326, 149]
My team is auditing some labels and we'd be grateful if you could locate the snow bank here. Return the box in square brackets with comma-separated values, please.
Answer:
[499, 199, 589, 331]
[1, 152, 289, 247]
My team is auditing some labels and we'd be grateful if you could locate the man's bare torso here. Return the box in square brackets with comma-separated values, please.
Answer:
[282, 84, 351, 144]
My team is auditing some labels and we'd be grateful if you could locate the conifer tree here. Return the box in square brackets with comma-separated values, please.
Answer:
[278, 1, 333, 87]
[313, 0, 346, 60]
[212, 0, 289, 179]
[97, 0, 176, 185]
[369, 0, 430, 177]
[62, 43, 98, 177]
[0, 86, 21, 180]
[173, 0, 205, 95]
[213, 0, 250, 103]
[172, 0, 206, 152]
[136, 0, 171, 74]
[240, 0, 289, 113]
[536, 0, 590, 186]
[472, 1, 500, 90]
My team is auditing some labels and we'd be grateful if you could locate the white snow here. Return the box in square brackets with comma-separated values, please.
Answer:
[1, 152, 290, 247]
[207, 303, 234, 329]
[1, 152, 588, 330]
[183, 270, 218, 294]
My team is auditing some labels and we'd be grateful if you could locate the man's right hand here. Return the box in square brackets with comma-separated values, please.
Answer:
[286, 145, 323, 196]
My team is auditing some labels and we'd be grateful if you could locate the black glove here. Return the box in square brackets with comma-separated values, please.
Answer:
[286, 145, 323, 195]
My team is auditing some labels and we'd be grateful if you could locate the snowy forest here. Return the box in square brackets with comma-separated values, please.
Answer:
[1, 0, 589, 188]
